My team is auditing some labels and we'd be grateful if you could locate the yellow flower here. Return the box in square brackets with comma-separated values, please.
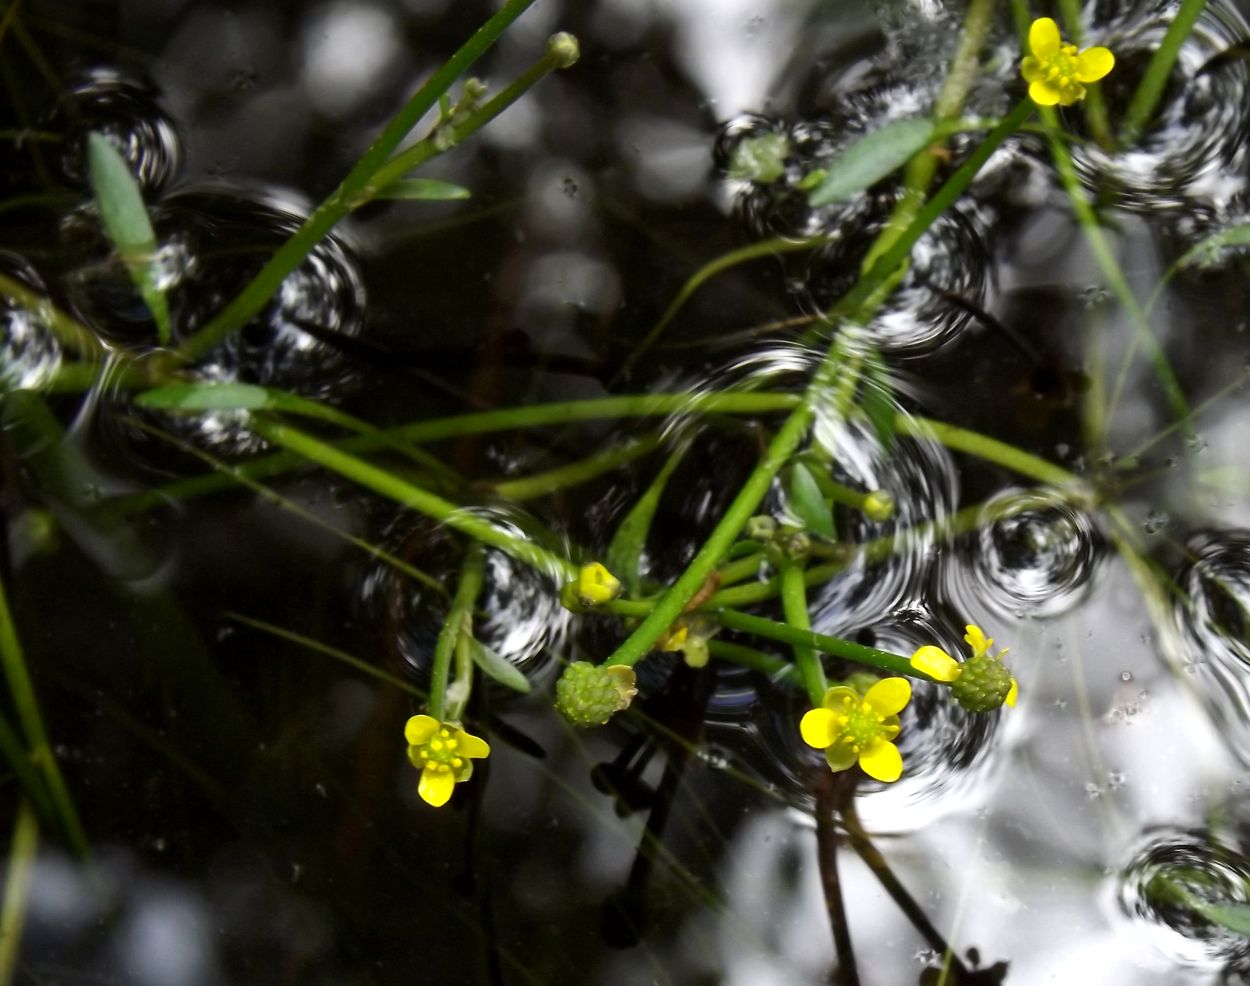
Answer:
[799, 677, 912, 782]
[910, 624, 1019, 712]
[1020, 17, 1114, 107]
[404, 715, 490, 807]
[576, 562, 622, 606]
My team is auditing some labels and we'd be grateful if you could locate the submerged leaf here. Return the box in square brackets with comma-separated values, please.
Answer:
[136, 382, 273, 411]
[86, 132, 171, 343]
[807, 117, 937, 207]
[469, 638, 532, 694]
[607, 447, 684, 594]
[787, 462, 835, 539]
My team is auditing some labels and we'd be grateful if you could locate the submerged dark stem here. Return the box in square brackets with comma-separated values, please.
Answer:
[814, 771, 859, 986]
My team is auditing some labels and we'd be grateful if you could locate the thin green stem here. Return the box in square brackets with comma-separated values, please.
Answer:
[901, 414, 1083, 487]
[706, 639, 799, 683]
[0, 800, 38, 986]
[0, 272, 107, 360]
[1120, 0, 1209, 146]
[174, 0, 541, 362]
[249, 416, 577, 579]
[0, 572, 88, 855]
[0, 710, 54, 826]
[1041, 109, 1192, 437]
[780, 564, 826, 704]
[1057, 0, 1113, 146]
[618, 234, 828, 380]
[489, 434, 662, 501]
[715, 609, 928, 680]
[429, 542, 485, 721]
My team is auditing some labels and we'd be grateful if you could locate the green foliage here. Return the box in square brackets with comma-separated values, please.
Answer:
[468, 638, 532, 694]
[807, 117, 936, 207]
[373, 178, 472, 201]
[787, 461, 836, 539]
[728, 132, 790, 183]
[86, 132, 171, 344]
[607, 448, 683, 594]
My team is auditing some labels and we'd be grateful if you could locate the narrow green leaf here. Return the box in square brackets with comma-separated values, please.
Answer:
[808, 117, 936, 207]
[787, 462, 835, 539]
[1176, 221, 1250, 270]
[861, 354, 898, 450]
[1190, 900, 1250, 936]
[607, 447, 684, 594]
[136, 381, 274, 411]
[468, 638, 532, 694]
[373, 178, 472, 201]
[86, 132, 171, 344]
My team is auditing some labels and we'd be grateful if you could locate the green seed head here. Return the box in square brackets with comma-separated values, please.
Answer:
[950, 654, 1014, 712]
[555, 661, 637, 727]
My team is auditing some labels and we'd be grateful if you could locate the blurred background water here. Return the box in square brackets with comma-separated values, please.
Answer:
[5, 0, 1250, 983]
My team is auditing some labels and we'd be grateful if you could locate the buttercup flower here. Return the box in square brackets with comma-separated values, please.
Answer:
[910, 624, 1019, 712]
[799, 677, 912, 782]
[1020, 17, 1114, 107]
[405, 715, 490, 807]
[575, 562, 622, 606]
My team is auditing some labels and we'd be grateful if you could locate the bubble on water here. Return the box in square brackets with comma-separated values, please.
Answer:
[949, 487, 1102, 619]
[1114, 828, 1250, 972]
[1144, 510, 1168, 535]
[1070, 0, 1250, 213]
[1172, 530, 1250, 766]
[49, 69, 183, 194]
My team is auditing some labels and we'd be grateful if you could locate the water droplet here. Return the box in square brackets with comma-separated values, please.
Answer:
[1121, 671, 1134, 682]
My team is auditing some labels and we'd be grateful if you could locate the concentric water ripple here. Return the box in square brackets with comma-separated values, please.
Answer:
[1072, 0, 1250, 212]
[50, 69, 183, 194]
[1172, 530, 1250, 765]
[0, 252, 64, 391]
[357, 509, 571, 695]
[949, 487, 1102, 619]
[1115, 827, 1250, 974]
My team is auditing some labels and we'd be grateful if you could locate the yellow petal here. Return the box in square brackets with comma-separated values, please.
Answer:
[1029, 80, 1061, 106]
[1006, 678, 1019, 708]
[1076, 46, 1115, 82]
[910, 646, 960, 682]
[404, 714, 440, 745]
[964, 624, 992, 656]
[800, 707, 839, 749]
[1029, 17, 1061, 58]
[457, 730, 491, 759]
[859, 739, 903, 783]
[418, 767, 456, 807]
[864, 677, 911, 718]
[825, 741, 858, 772]
[1020, 56, 1044, 83]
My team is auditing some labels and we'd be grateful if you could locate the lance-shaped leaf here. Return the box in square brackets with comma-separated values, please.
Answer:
[787, 461, 835, 539]
[86, 132, 172, 344]
[808, 117, 937, 207]
[373, 178, 472, 201]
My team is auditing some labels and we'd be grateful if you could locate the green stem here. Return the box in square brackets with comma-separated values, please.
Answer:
[780, 564, 826, 704]
[0, 800, 38, 986]
[174, 0, 542, 363]
[1056, 0, 1113, 146]
[489, 434, 662, 500]
[0, 272, 106, 360]
[429, 542, 485, 721]
[1040, 109, 1192, 436]
[363, 35, 578, 200]
[0, 572, 88, 855]
[0, 710, 55, 826]
[1120, 0, 1209, 147]
[249, 416, 577, 579]
[715, 609, 927, 680]
[901, 414, 1083, 487]
[706, 639, 799, 683]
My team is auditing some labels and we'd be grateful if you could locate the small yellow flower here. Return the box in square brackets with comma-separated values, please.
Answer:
[576, 562, 622, 606]
[404, 715, 490, 807]
[910, 624, 1019, 711]
[1020, 17, 1114, 107]
[799, 677, 912, 782]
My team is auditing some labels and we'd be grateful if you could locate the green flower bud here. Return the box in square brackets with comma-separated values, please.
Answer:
[862, 489, 895, 523]
[745, 515, 778, 542]
[950, 653, 1016, 712]
[547, 32, 580, 69]
[555, 662, 637, 727]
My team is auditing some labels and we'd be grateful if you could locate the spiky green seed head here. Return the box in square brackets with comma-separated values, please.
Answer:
[950, 654, 1014, 712]
[555, 662, 637, 727]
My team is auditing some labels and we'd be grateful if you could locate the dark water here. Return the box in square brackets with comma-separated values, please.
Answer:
[5, 0, 1250, 983]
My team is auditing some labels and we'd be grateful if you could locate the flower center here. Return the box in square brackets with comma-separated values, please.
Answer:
[1042, 44, 1084, 98]
[414, 727, 465, 772]
[841, 703, 883, 752]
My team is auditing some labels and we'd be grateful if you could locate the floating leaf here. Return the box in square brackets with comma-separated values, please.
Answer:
[86, 132, 171, 344]
[787, 462, 835, 539]
[808, 117, 936, 207]
[728, 133, 790, 184]
[373, 178, 472, 201]
[468, 638, 532, 694]
[607, 447, 683, 594]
